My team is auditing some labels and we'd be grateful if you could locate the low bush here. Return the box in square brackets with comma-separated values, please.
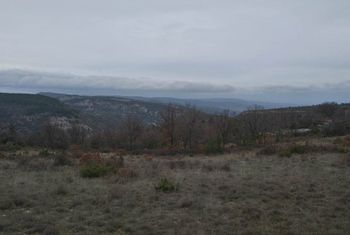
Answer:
[337, 147, 349, 154]
[257, 145, 277, 155]
[205, 140, 223, 155]
[80, 162, 113, 178]
[155, 178, 178, 193]
[79, 153, 126, 178]
[39, 149, 50, 156]
[53, 154, 73, 167]
[278, 149, 292, 158]
[278, 144, 306, 157]
[289, 144, 307, 154]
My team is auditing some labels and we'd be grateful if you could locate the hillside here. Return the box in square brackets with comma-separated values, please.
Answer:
[0, 93, 77, 133]
[3, 92, 348, 137]
[0, 92, 178, 134]
[40, 93, 170, 130]
[125, 97, 292, 114]
[237, 102, 350, 136]
[41, 92, 293, 116]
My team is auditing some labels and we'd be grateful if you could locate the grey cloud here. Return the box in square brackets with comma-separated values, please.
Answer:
[1, 69, 350, 105]
[0, 0, 349, 103]
[0, 70, 236, 94]
[239, 83, 350, 105]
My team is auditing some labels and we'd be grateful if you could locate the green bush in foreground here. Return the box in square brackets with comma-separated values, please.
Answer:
[205, 139, 223, 155]
[80, 163, 112, 178]
[278, 144, 307, 157]
[278, 149, 293, 157]
[289, 145, 307, 154]
[337, 147, 349, 154]
[39, 149, 50, 156]
[155, 178, 178, 193]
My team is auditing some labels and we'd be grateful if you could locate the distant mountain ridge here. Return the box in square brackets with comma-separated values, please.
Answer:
[0, 93, 77, 133]
[0, 92, 174, 133]
[41, 92, 293, 115]
[131, 96, 293, 114]
[0, 91, 294, 134]
[40, 92, 169, 130]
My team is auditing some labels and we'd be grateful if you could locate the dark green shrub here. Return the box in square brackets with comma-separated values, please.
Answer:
[337, 147, 349, 154]
[278, 144, 306, 157]
[289, 145, 307, 154]
[278, 149, 292, 157]
[53, 154, 73, 167]
[80, 163, 112, 178]
[39, 149, 50, 156]
[155, 178, 178, 192]
[205, 139, 223, 155]
[257, 145, 277, 155]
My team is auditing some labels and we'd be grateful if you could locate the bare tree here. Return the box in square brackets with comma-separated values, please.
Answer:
[179, 105, 200, 151]
[68, 123, 88, 145]
[41, 122, 69, 149]
[215, 110, 234, 148]
[120, 114, 144, 150]
[160, 104, 178, 147]
[318, 102, 338, 118]
[239, 105, 266, 144]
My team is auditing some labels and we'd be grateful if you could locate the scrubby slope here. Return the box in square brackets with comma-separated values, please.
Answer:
[0, 93, 77, 133]
[40, 93, 170, 130]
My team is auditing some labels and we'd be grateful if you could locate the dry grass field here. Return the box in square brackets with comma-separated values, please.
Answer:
[1, 138, 350, 234]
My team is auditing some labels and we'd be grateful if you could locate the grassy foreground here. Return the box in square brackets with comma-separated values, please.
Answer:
[1, 139, 350, 234]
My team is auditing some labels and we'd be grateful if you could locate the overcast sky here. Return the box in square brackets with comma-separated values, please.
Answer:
[0, 0, 349, 103]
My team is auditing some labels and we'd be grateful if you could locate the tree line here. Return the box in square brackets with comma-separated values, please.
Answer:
[1, 102, 350, 154]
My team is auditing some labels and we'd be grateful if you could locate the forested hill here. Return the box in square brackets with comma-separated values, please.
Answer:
[40, 92, 170, 130]
[0, 92, 171, 133]
[0, 93, 77, 133]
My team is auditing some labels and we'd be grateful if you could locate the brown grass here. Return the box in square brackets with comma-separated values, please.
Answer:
[1, 138, 350, 234]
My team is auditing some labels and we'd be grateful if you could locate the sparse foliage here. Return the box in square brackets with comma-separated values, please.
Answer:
[41, 122, 69, 150]
[160, 104, 179, 147]
[120, 114, 144, 150]
[179, 105, 201, 152]
[155, 178, 178, 192]
[318, 102, 338, 118]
